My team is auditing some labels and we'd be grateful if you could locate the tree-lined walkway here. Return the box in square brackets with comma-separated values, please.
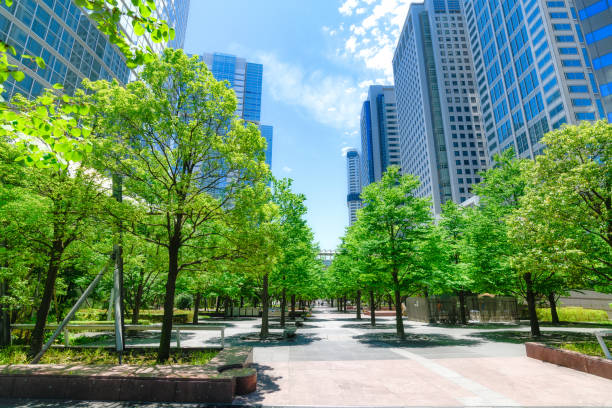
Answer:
[236, 306, 612, 407]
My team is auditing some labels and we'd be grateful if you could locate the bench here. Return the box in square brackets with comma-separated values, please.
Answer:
[11, 323, 225, 348]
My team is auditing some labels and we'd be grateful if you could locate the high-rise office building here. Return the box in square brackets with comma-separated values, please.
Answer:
[200, 52, 263, 123]
[198, 52, 273, 169]
[393, 0, 488, 214]
[0, 0, 190, 100]
[359, 85, 401, 189]
[463, 0, 604, 160]
[260, 124, 273, 168]
[346, 148, 362, 226]
[575, 0, 612, 121]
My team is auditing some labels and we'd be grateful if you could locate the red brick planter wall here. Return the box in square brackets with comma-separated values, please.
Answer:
[0, 347, 256, 403]
[525, 342, 612, 380]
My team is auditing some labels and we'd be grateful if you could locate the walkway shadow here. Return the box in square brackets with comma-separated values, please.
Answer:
[0, 400, 183, 407]
[469, 330, 597, 344]
[209, 332, 323, 348]
[353, 332, 481, 348]
[342, 322, 407, 330]
[233, 363, 282, 405]
[430, 322, 521, 330]
[254, 323, 322, 329]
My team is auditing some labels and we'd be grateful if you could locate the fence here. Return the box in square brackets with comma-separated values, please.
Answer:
[404, 295, 518, 323]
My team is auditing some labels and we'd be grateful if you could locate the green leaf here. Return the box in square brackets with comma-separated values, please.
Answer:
[5, 0, 12, 7]
[35, 57, 46, 69]
[11, 70, 25, 81]
[52, 83, 64, 90]
[133, 23, 145, 36]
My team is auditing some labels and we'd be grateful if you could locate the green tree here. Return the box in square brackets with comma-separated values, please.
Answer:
[87, 49, 269, 361]
[358, 166, 432, 338]
[517, 121, 611, 287]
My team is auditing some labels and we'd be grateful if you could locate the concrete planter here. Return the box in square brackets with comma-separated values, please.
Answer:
[0, 347, 256, 403]
[525, 342, 612, 380]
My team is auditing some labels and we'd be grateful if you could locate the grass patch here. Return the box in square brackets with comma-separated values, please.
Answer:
[536, 307, 609, 323]
[0, 346, 218, 366]
[559, 341, 612, 358]
[470, 330, 597, 344]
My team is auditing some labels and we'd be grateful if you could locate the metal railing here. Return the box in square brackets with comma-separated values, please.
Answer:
[595, 329, 611, 359]
[11, 323, 225, 349]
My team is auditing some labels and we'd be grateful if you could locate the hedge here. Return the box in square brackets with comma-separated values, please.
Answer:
[75, 308, 190, 324]
[536, 307, 609, 323]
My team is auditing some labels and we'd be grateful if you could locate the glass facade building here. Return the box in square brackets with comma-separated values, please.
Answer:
[346, 148, 362, 226]
[198, 52, 273, 169]
[393, 0, 488, 214]
[464, 0, 604, 160]
[200, 52, 263, 123]
[260, 124, 273, 168]
[0, 0, 190, 100]
[575, 0, 612, 120]
[359, 85, 401, 189]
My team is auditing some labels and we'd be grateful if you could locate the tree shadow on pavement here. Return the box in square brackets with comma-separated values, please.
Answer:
[353, 332, 481, 348]
[254, 323, 322, 329]
[209, 332, 323, 348]
[233, 363, 281, 405]
[469, 330, 597, 344]
[342, 322, 408, 330]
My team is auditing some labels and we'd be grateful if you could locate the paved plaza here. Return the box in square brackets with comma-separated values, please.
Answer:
[1, 306, 611, 407]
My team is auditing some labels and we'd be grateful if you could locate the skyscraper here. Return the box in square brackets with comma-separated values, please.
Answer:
[260, 124, 273, 169]
[198, 52, 273, 169]
[0, 0, 190, 100]
[359, 85, 401, 189]
[463, 0, 604, 160]
[393, 0, 488, 214]
[575, 0, 612, 121]
[346, 148, 362, 226]
[200, 52, 263, 123]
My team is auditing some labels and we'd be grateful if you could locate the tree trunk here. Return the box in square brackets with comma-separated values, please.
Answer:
[458, 290, 467, 325]
[260, 273, 270, 339]
[392, 270, 405, 339]
[203, 297, 207, 311]
[524, 273, 541, 337]
[215, 296, 220, 313]
[330, 298, 334, 307]
[280, 287, 286, 328]
[290, 294, 296, 319]
[192, 293, 201, 325]
[548, 292, 560, 325]
[388, 294, 393, 310]
[240, 296, 244, 308]
[369, 289, 376, 327]
[158, 240, 180, 362]
[29, 240, 63, 358]
[356, 290, 362, 320]
[132, 274, 144, 325]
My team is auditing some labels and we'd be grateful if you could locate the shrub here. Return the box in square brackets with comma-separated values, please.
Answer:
[175, 293, 193, 310]
[75, 309, 108, 321]
[536, 307, 609, 322]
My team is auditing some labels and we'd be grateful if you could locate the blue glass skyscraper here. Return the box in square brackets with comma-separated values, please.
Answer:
[575, 0, 612, 120]
[201, 52, 263, 123]
[0, 0, 190, 100]
[260, 124, 273, 169]
[359, 85, 401, 189]
[199, 52, 273, 169]
[464, 0, 604, 160]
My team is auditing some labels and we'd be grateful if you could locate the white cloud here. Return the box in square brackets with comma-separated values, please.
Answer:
[339, 0, 359, 16]
[282, 166, 293, 173]
[258, 53, 362, 131]
[341, 146, 356, 156]
[333, 0, 415, 82]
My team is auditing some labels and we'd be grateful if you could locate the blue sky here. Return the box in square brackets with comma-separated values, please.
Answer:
[184, 0, 413, 249]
